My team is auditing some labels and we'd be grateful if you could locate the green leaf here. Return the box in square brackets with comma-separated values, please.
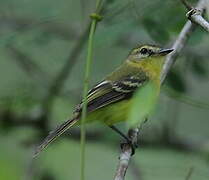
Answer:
[128, 82, 158, 127]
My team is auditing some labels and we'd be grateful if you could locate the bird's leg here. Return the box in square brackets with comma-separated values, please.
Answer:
[109, 125, 131, 142]
[108, 125, 137, 155]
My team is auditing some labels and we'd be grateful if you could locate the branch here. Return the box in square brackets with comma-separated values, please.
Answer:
[180, 0, 209, 32]
[187, 8, 209, 32]
[113, 128, 139, 180]
[114, 1, 207, 179]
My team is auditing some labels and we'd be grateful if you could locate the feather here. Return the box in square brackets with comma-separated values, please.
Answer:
[75, 74, 148, 114]
[33, 117, 78, 157]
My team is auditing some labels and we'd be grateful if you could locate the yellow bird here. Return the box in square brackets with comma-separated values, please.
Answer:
[34, 44, 173, 156]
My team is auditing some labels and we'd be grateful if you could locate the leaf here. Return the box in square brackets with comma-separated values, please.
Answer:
[127, 82, 158, 127]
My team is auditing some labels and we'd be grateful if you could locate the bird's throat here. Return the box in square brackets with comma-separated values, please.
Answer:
[128, 57, 164, 82]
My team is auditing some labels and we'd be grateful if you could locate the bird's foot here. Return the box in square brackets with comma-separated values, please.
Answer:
[120, 139, 138, 156]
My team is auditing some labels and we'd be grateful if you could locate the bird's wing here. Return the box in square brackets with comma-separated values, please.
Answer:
[74, 74, 149, 114]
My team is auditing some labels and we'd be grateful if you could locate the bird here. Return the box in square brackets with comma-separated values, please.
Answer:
[34, 44, 173, 157]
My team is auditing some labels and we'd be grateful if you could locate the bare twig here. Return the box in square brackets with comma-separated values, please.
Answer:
[180, 0, 209, 32]
[114, 143, 132, 180]
[114, 128, 139, 180]
[161, 20, 195, 82]
[187, 8, 209, 32]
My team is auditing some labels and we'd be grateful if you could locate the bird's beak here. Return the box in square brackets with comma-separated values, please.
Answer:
[158, 48, 174, 55]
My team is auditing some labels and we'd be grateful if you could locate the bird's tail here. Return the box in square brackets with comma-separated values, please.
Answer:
[33, 117, 78, 158]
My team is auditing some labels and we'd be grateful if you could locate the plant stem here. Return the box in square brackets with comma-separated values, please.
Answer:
[80, 18, 98, 180]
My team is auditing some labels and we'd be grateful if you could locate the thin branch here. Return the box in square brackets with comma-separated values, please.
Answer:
[161, 21, 195, 82]
[114, 144, 132, 180]
[180, 0, 209, 32]
[114, 128, 139, 180]
[187, 8, 209, 32]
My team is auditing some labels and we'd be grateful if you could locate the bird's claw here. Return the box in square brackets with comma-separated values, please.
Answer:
[120, 139, 138, 156]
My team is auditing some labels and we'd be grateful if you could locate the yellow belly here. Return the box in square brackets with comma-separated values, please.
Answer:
[86, 99, 133, 125]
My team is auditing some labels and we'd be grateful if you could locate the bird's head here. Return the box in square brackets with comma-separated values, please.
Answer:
[127, 44, 174, 79]
[127, 44, 173, 62]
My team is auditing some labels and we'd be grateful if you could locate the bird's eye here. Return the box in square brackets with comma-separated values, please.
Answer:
[140, 48, 148, 54]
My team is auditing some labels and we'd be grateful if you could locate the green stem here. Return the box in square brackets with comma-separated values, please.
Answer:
[80, 0, 103, 178]
[80, 18, 98, 180]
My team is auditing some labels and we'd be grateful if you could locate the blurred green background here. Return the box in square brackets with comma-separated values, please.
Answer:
[0, 0, 209, 179]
